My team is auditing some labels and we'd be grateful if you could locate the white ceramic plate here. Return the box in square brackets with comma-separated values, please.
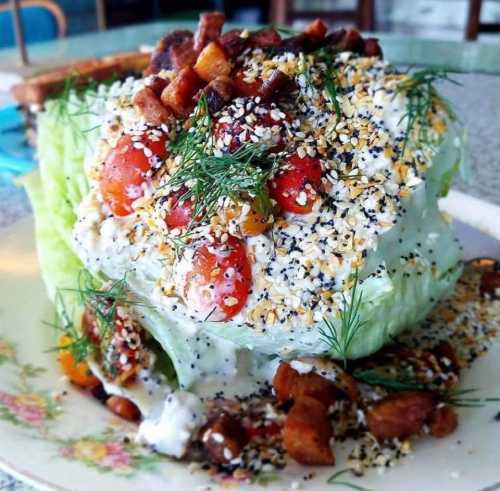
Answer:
[1, 195, 500, 491]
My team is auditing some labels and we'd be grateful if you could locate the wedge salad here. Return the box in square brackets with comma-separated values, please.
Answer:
[16, 11, 500, 485]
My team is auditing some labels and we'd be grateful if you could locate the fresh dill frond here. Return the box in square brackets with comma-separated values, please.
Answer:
[444, 388, 500, 408]
[320, 270, 366, 368]
[353, 368, 427, 392]
[45, 290, 94, 363]
[167, 95, 279, 230]
[396, 67, 460, 156]
[324, 63, 342, 123]
[48, 73, 117, 143]
[327, 469, 373, 491]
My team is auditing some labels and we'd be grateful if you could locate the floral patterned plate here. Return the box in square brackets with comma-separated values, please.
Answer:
[1, 209, 500, 491]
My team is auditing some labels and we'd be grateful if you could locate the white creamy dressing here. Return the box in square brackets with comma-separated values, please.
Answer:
[136, 391, 206, 458]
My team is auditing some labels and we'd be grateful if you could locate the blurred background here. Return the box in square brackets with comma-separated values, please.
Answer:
[2, 0, 500, 49]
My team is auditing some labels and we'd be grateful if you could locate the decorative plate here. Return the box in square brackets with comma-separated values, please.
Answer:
[1, 199, 499, 491]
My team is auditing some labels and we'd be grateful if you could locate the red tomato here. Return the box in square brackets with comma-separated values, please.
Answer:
[269, 154, 323, 214]
[100, 133, 167, 216]
[185, 235, 252, 321]
[164, 187, 194, 229]
[214, 110, 284, 153]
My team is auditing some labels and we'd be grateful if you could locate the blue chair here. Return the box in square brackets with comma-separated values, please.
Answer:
[0, 0, 66, 48]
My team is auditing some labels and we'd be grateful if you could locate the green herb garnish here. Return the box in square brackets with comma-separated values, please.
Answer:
[396, 67, 460, 156]
[320, 270, 366, 368]
[444, 388, 500, 408]
[327, 469, 373, 491]
[353, 368, 427, 392]
[324, 62, 342, 123]
[45, 290, 94, 363]
[167, 96, 279, 228]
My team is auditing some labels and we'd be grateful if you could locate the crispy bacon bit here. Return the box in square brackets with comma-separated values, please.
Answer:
[276, 34, 308, 54]
[480, 270, 500, 298]
[325, 28, 346, 46]
[336, 29, 365, 54]
[249, 28, 282, 48]
[363, 38, 383, 58]
[147, 30, 193, 74]
[303, 19, 328, 41]
[133, 87, 173, 126]
[218, 29, 248, 57]
[194, 12, 225, 52]
[259, 69, 291, 102]
[106, 395, 141, 422]
[196, 76, 233, 114]
[202, 412, 249, 464]
[161, 66, 204, 117]
[194, 41, 231, 82]
[169, 38, 197, 70]
[273, 362, 338, 408]
[283, 396, 335, 465]
[234, 70, 263, 97]
[366, 391, 436, 441]
[146, 76, 169, 97]
[429, 406, 458, 438]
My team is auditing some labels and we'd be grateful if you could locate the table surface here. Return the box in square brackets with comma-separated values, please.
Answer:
[1, 21, 500, 491]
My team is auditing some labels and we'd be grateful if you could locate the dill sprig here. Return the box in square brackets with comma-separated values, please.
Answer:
[353, 368, 427, 392]
[44, 290, 94, 363]
[320, 270, 366, 368]
[444, 388, 500, 408]
[324, 62, 342, 123]
[327, 469, 373, 491]
[167, 96, 279, 228]
[48, 73, 117, 143]
[396, 67, 460, 156]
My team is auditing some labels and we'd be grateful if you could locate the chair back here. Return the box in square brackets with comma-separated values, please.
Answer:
[466, 0, 500, 40]
[0, 0, 66, 48]
[270, 0, 375, 31]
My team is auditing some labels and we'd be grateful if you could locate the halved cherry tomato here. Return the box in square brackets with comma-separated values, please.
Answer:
[245, 420, 282, 440]
[269, 154, 323, 214]
[100, 133, 168, 216]
[185, 235, 252, 321]
[164, 187, 194, 229]
[58, 335, 100, 388]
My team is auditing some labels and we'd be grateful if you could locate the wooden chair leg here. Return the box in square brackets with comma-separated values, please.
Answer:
[466, 0, 482, 40]
[358, 0, 375, 31]
[269, 0, 288, 25]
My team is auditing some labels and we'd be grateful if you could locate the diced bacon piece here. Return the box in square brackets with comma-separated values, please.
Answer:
[194, 12, 225, 52]
[234, 70, 263, 97]
[133, 87, 173, 126]
[249, 28, 282, 48]
[480, 270, 500, 297]
[336, 29, 365, 53]
[169, 37, 197, 70]
[196, 76, 233, 114]
[160, 67, 204, 117]
[283, 396, 335, 465]
[259, 69, 291, 102]
[194, 41, 231, 82]
[201, 412, 249, 464]
[147, 30, 193, 73]
[325, 28, 346, 46]
[146, 76, 169, 96]
[429, 406, 458, 438]
[276, 34, 307, 54]
[366, 391, 436, 441]
[363, 37, 383, 58]
[273, 362, 338, 408]
[304, 19, 328, 41]
[218, 29, 248, 57]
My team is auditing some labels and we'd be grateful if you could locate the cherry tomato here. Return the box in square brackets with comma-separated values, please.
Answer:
[164, 187, 194, 229]
[185, 235, 252, 321]
[100, 133, 168, 216]
[58, 335, 100, 388]
[214, 110, 284, 153]
[269, 154, 323, 214]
